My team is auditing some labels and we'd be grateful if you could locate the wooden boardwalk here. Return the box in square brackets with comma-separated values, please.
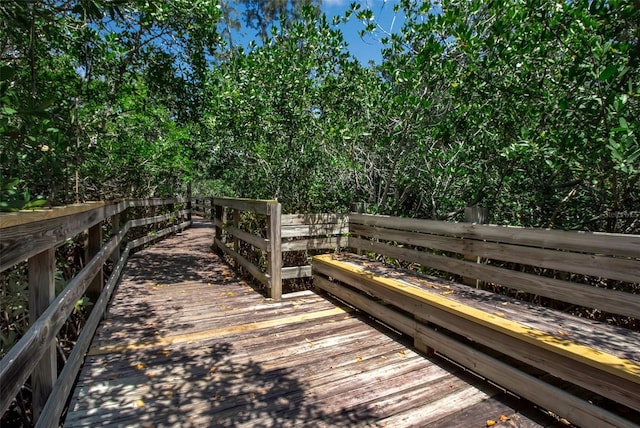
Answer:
[64, 220, 560, 427]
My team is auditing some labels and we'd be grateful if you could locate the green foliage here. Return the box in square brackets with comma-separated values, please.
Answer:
[0, 268, 28, 357]
[198, 0, 638, 231]
[202, 8, 361, 213]
[355, 0, 640, 229]
[1, 0, 638, 230]
[0, 178, 47, 212]
[0, 0, 222, 203]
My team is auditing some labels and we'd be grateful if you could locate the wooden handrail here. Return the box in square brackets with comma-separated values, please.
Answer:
[349, 213, 640, 258]
[200, 198, 349, 294]
[207, 197, 282, 299]
[0, 198, 190, 424]
[0, 198, 183, 273]
[348, 213, 640, 318]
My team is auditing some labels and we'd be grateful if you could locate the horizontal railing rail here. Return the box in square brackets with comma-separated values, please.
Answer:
[280, 213, 349, 280]
[193, 198, 350, 297]
[0, 198, 191, 426]
[203, 197, 282, 299]
[348, 213, 640, 318]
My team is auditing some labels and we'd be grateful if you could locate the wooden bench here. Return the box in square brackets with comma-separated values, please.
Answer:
[312, 213, 640, 428]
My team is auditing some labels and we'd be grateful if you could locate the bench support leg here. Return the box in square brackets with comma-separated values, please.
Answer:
[414, 315, 435, 356]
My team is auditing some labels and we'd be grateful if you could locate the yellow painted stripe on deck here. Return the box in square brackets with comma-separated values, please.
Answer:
[313, 254, 640, 384]
[88, 306, 350, 356]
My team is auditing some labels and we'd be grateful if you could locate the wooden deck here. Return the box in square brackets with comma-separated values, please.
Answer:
[64, 220, 561, 427]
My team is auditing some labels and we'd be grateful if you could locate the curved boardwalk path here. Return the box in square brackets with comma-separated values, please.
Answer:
[64, 219, 560, 427]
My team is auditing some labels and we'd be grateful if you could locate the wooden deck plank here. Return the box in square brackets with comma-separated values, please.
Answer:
[64, 220, 555, 427]
[327, 253, 638, 360]
[314, 254, 640, 380]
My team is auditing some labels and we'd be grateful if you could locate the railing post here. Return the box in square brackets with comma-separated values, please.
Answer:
[111, 212, 121, 262]
[186, 183, 192, 221]
[221, 207, 228, 243]
[350, 202, 365, 256]
[86, 223, 103, 301]
[209, 197, 215, 221]
[149, 205, 157, 231]
[232, 208, 240, 268]
[267, 202, 282, 300]
[28, 248, 56, 422]
[463, 205, 489, 288]
[214, 202, 223, 253]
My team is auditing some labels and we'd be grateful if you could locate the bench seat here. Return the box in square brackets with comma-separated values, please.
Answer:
[312, 253, 640, 427]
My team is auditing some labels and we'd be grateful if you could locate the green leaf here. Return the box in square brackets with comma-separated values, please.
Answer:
[1, 178, 20, 190]
[598, 65, 617, 82]
[24, 199, 48, 209]
[1, 106, 17, 115]
[0, 65, 16, 80]
[619, 117, 629, 129]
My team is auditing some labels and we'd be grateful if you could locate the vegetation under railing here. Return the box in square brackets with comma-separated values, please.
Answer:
[191, 197, 348, 298]
[0, 198, 190, 426]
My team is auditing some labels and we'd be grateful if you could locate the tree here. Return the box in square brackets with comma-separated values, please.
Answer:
[1, 0, 222, 205]
[355, 0, 639, 229]
[239, 0, 321, 42]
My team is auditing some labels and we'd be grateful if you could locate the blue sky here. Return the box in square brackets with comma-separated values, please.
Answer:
[321, 0, 405, 64]
[229, 1, 406, 65]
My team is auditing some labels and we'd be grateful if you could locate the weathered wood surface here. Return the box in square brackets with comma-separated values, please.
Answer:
[0, 201, 107, 228]
[312, 253, 640, 426]
[281, 265, 312, 280]
[64, 221, 557, 427]
[213, 196, 276, 216]
[349, 213, 640, 258]
[349, 224, 640, 283]
[314, 275, 637, 428]
[0, 198, 183, 273]
[226, 224, 269, 250]
[281, 223, 348, 239]
[281, 213, 348, 226]
[28, 248, 56, 421]
[281, 236, 347, 252]
[267, 202, 282, 299]
[349, 236, 640, 318]
[281, 214, 348, 237]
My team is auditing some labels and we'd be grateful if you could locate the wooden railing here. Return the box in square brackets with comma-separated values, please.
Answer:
[3, 195, 637, 426]
[211, 197, 283, 299]
[0, 198, 190, 426]
[348, 213, 640, 315]
[191, 197, 348, 299]
[313, 213, 640, 427]
[280, 213, 348, 280]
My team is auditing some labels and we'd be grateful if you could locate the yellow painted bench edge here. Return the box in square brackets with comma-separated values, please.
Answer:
[312, 254, 640, 384]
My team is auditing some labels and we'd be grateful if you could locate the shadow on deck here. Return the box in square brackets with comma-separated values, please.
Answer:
[64, 220, 561, 427]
